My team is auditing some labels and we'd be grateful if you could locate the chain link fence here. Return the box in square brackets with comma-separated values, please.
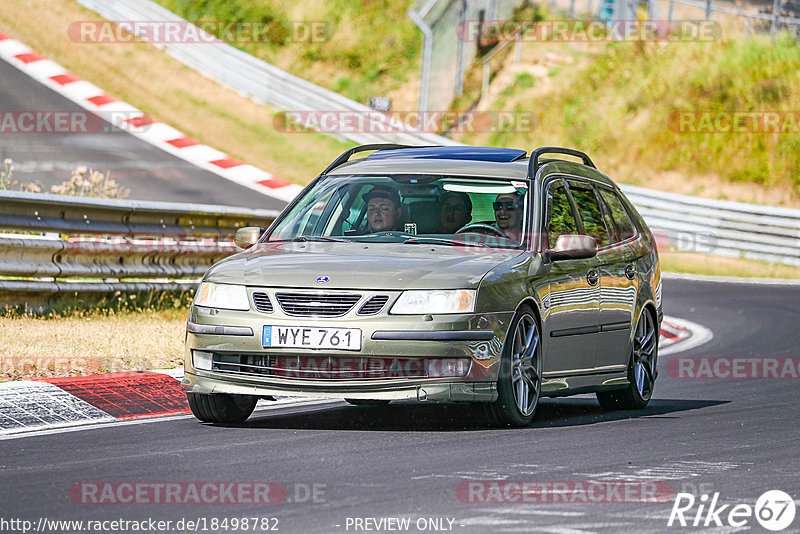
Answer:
[546, 0, 800, 35]
[408, 0, 522, 112]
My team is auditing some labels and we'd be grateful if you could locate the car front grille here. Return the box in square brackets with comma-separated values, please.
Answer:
[210, 353, 471, 380]
[275, 292, 362, 317]
[252, 292, 273, 313]
[357, 295, 389, 315]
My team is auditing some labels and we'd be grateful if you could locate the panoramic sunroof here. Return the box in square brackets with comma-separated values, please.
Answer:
[366, 146, 527, 163]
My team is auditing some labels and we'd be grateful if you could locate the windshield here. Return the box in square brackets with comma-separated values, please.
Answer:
[267, 174, 529, 249]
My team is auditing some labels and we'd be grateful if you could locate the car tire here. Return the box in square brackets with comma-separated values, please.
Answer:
[597, 308, 658, 410]
[486, 305, 542, 427]
[345, 399, 391, 406]
[187, 392, 258, 423]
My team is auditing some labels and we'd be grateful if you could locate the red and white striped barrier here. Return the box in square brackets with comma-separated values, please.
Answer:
[0, 30, 302, 203]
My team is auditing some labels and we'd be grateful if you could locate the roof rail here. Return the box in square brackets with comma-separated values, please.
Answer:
[527, 147, 595, 179]
[321, 144, 422, 175]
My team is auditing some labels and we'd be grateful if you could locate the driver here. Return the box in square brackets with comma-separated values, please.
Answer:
[363, 184, 402, 232]
[493, 191, 524, 242]
[439, 191, 472, 234]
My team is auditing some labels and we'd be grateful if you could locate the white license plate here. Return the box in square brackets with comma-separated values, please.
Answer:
[262, 326, 361, 351]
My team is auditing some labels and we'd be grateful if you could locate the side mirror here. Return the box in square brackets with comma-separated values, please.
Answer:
[545, 234, 597, 262]
[234, 227, 264, 250]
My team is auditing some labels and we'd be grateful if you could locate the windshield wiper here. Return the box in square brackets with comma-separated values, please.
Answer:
[292, 235, 350, 242]
[403, 237, 487, 247]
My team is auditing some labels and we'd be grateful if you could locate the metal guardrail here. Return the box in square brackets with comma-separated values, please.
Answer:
[620, 184, 800, 267]
[3, 180, 799, 305]
[76, 0, 459, 147]
[0, 191, 279, 304]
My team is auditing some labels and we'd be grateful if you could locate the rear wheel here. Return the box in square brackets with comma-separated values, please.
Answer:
[486, 305, 541, 427]
[187, 392, 258, 423]
[597, 308, 657, 410]
[345, 399, 391, 406]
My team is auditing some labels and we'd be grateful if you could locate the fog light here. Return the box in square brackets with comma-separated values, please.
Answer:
[192, 350, 213, 371]
[427, 358, 471, 378]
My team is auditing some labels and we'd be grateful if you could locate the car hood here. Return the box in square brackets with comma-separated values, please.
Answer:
[205, 241, 526, 290]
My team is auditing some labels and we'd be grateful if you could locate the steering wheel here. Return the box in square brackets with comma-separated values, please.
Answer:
[455, 223, 506, 238]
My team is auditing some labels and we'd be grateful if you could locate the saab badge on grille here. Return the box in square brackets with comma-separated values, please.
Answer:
[316, 276, 330, 283]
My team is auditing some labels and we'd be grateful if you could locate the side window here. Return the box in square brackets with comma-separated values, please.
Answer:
[567, 181, 609, 247]
[545, 181, 578, 248]
[598, 188, 636, 242]
[595, 186, 620, 244]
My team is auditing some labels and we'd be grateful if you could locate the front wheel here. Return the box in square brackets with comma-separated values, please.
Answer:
[597, 308, 658, 410]
[187, 392, 258, 423]
[486, 305, 542, 427]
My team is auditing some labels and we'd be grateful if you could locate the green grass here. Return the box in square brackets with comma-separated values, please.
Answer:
[659, 252, 800, 279]
[153, 0, 423, 106]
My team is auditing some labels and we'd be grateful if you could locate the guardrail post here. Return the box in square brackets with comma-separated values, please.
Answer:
[705, 0, 713, 19]
[668, 0, 674, 22]
[455, 0, 467, 97]
[569, 0, 576, 17]
[481, 61, 491, 104]
[771, 0, 782, 35]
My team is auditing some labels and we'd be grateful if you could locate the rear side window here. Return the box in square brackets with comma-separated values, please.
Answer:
[567, 181, 609, 247]
[544, 181, 578, 248]
[598, 188, 636, 242]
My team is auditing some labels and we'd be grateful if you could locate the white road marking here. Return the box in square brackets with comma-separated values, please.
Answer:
[659, 316, 714, 356]
[0, 397, 341, 441]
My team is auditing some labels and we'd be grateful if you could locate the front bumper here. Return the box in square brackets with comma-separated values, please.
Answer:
[182, 371, 497, 402]
[182, 305, 511, 403]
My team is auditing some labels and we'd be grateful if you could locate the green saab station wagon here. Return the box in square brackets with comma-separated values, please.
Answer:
[183, 145, 662, 427]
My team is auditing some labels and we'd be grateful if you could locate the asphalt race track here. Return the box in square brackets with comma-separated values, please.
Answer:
[0, 58, 286, 211]
[1, 278, 798, 533]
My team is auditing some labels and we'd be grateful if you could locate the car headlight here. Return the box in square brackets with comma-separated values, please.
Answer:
[390, 290, 476, 315]
[193, 282, 250, 311]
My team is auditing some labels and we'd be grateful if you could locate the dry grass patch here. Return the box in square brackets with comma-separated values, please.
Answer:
[0, 309, 187, 381]
[660, 251, 800, 278]
[0, 0, 351, 185]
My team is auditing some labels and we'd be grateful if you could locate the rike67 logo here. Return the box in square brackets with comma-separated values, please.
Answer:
[668, 490, 796, 531]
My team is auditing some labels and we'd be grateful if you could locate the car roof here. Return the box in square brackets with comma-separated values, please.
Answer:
[327, 156, 530, 179]
[326, 146, 618, 189]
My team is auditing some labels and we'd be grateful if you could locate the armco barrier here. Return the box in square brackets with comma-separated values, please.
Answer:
[620, 184, 800, 267]
[3, 179, 799, 305]
[0, 190, 279, 304]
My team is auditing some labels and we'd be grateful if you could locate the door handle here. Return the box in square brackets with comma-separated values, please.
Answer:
[625, 263, 637, 280]
[586, 269, 599, 286]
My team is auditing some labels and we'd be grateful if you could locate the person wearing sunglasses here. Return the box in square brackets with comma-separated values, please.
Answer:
[493, 191, 524, 242]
